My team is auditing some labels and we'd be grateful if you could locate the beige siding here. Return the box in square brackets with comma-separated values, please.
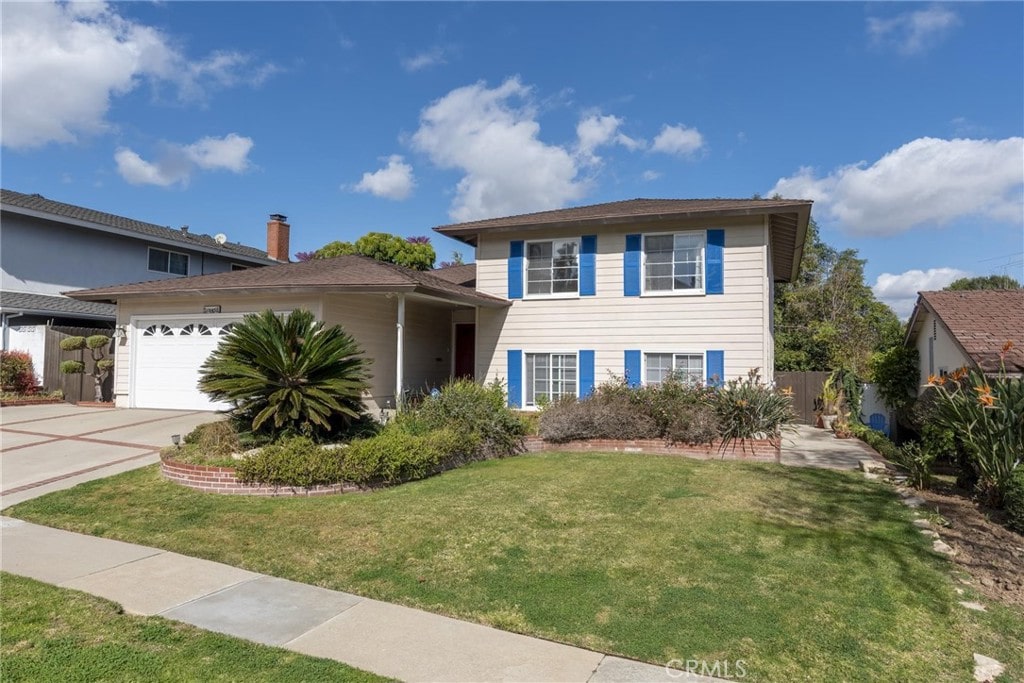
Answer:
[475, 216, 773, 400]
[322, 293, 397, 413]
[914, 309, 971, 391]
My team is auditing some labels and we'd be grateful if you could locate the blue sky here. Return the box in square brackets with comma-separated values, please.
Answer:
[2, 1, 1022, 317]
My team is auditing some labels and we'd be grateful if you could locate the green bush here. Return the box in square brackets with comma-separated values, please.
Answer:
[183, 421, 242, 457]
[59, 336, 86, 352]
[1, 350, 36, 394]
[869, 344, 919, 414]
[59, 360, 85, 374]
[849, 421, 899, 461]
[712, 368, 795, 448]
[412, 378, 525, 456]
[234, 437, 344, 488]
[1004, 468, 1024, 534]
[893, 441, 936, 490]
[340, 425, 480, 485]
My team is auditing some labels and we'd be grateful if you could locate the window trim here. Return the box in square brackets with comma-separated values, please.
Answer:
[523, 237, 582, 300]
[522, 350, 579, 409]
[148, 247, 190, 276]
[640, 230, 706, 296]
[230, 263, 249, 271]
[642, 350, 707, 387]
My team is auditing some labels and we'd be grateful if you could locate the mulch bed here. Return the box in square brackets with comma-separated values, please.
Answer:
[916, 483, 1024, 608]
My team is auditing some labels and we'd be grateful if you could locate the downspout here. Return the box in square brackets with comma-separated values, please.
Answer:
[2, 312, 24, 350]
[396, 293, 405, 408]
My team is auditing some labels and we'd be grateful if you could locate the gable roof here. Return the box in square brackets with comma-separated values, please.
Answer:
[0, 291, 115, 320]
[906, 290, 1024, 374]
[430, 263, 476, 287]
[1, 189, 276, 265]
[432, 197, 813, 283]
[65, 255, 509, 308]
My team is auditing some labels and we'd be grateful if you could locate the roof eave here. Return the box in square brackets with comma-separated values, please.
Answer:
[0, 306, 114, 321]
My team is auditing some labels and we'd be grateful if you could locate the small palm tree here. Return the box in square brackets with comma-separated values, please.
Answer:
[199, 309, 370, 440]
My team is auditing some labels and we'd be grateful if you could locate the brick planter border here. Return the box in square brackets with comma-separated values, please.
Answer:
[523, 436, 780, 462]
[160, 457, 361, 497]
[0, 397, 64, 407]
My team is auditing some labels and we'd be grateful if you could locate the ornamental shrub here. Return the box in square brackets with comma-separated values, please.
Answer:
[712, 368, 795, 448]
[340, 425, 480, 485]
[892, 441, 936, 490]
[1004, 468, 1024, 534]
[1, 350, 36, 394]
[412, 378, 525, 456]
[183, 421, 242, 458]
[848, 421, 899, 461]
[234, 437, 344, 488]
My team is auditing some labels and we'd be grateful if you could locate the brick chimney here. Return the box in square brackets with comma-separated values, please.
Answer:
[267, 213, 290, 262]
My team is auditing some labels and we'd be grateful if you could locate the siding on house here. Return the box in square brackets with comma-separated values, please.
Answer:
[913, 308, 971, 389]
[475, 215, 773, 399]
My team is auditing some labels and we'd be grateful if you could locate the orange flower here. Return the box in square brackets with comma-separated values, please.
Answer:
[1002, 340, 1015, 354]
[927, 374, 942, 386]
[950, 367, 968, 382]
[974, 383, 992, 395]
[978, 393, 996, 407]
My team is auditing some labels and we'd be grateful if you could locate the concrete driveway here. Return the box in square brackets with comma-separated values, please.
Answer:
[1, 404, 220, 507]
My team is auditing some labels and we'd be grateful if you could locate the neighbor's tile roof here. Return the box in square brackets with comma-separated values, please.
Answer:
[919, 290, 1024, 373]
[1, 189, 275, 264]
[429, 263, 476, 287]
[0, 291, 116, 319]
[433, 198, 812, 234]
[65, 255, 508, 307]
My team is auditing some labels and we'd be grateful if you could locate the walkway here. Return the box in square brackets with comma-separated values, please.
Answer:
[779, 423, 884, 470]
[1, 517, 723, 682]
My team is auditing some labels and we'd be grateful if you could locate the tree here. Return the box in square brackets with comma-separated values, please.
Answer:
[774, 217, 901, 376]
[945, 274, 1020, 291]
[310, 232, 436, 270]
[198, 309, 371, 440]
[438, 251, 466, 269]
[59, 335, 114, 402]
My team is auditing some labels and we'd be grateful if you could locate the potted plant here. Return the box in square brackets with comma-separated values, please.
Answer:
[816, 375, 842, 430]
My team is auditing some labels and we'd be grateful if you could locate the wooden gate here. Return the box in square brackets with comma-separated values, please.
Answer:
[774, 371, 830, 425]
[43, 325, 115, 402]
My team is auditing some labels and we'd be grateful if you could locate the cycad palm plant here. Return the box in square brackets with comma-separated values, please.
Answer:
[199, 309, 370, 440]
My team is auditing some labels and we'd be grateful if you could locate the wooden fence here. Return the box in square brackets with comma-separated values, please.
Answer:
[774, 371, 831, 425]
[43, 325, 115, 403]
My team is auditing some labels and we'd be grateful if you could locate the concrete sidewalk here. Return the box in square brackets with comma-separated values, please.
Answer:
[1, 517, 725, 683]
[779, 424, 883, 470]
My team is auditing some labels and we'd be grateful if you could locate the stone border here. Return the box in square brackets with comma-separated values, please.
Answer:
[523, 436, 780, 461]
[160, 457, 360, 497]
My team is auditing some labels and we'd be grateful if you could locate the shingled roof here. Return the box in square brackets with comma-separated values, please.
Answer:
[65, 255, 508, 308]
[432, 198, 812, 283]
[908, 290, 1024, 374]
[1, 189, 275, 264]
[429, 263, 476, 287]
[0, 291, 115, 320]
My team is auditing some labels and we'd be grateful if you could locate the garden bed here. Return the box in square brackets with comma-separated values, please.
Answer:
[524, 436, 779, 461]
[160, 456, 360, 497]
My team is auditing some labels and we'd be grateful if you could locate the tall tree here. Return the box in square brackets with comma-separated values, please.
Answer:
[308, 232, 436, 270]
[945, 274, 1021, 291]
[774, 217, 901, 376]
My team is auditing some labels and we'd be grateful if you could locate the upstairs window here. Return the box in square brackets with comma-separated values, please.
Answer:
[643, 232, 704, 293]
[149, 248, 189, 276]
[645, 353, 704, 386]
[526, 239, 579, 296]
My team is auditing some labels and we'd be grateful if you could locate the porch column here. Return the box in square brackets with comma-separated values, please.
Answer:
[395, 293, 405, 407]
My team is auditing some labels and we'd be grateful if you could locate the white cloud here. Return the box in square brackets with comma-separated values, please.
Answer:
[352, 155, 416, 200]
[411, 77, 590, 222]
[402, 47, 448, 72]
[641, 170, 662, 182]
[867, 6, 960, 55]
[651, 123, 705, 157]
[768, 137, 1024, 235]
[1, 1, 277, 149]
[575, 114, 644, 165]
[115, 133, 254, 187]
[872, 267, 970, 318]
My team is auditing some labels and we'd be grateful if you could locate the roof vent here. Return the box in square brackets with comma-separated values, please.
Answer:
[180, 225, 189, 234]
[269, 213, 287, 222]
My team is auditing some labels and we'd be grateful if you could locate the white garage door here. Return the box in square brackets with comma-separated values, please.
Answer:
[132, 316, 246, 410]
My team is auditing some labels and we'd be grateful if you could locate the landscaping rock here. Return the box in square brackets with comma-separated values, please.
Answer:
[973, 654, 1005, 682]
[863, 472, 881, 480]
[958, 601, 987, 612]
[932, 540, 954, 556]
[980, 577, 995, 588]
[903, 496, 925, 508]
[912, 518, 932, 529]
[919, 529, 939, 538]
[859, 459, 886, 473]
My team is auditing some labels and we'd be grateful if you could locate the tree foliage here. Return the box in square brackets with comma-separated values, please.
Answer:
[868, 344, 919, 413]
[774, 218, 901, 376]
[311, 232, 436, 270]
[199, 309, 371, 440]
[945, 274, 1020, 291]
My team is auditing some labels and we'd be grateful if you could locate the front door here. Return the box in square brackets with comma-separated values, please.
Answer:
[454, 323, 475, 379]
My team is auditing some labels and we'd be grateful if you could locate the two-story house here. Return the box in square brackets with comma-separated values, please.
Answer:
[66, 198, 811, 412]
[0, 189, 282, 385]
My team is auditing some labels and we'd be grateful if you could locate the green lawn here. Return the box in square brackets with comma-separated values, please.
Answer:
[6, 453, 1022, 682]
[0, 573, 386, 682]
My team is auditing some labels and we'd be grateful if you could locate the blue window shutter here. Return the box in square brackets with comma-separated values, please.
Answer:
[624, 234, 641, 297]
[508, 241, 524, 299]
[624, 349, 642, 388]
[706, 350, 725, 387]
[507, 349, 522, 408]
[580, 235, 597, 296]
[706, 229, 724, 295]
[579, 350, 595, 398]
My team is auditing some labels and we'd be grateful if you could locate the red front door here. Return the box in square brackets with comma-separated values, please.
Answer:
[454, 324, 475, 379]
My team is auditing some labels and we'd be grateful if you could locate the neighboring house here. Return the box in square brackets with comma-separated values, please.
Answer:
[905, 290, 1024, 390]
[66, 197, 812, 412]
[0, 189, 282, 383]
